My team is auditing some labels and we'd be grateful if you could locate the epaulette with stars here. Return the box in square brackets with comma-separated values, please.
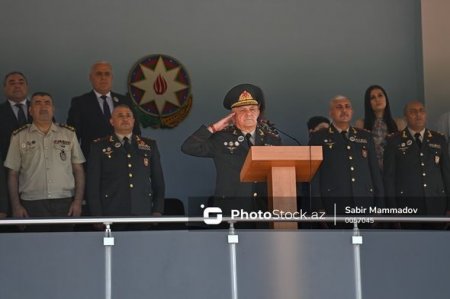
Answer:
[12, 124, 30, 135]
[259, 122, 280, 138]
[136, 135, 154, 144]
[221, 124, 237, 133]
[93, 136, 110, 143]
[59, 123, 75, 131]
[353, 126, 370, 133]
[428, 129, 445, 138]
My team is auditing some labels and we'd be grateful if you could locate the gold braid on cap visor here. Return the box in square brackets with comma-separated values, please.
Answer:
[230, 90, 259, 108]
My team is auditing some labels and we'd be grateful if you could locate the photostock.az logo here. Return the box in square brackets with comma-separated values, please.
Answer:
[201, 204, 223, 225]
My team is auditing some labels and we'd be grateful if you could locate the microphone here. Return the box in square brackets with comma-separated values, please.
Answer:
[260, 119, 302, 145]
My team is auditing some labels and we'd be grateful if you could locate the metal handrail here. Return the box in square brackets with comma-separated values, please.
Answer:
[0, 216, 449, 225]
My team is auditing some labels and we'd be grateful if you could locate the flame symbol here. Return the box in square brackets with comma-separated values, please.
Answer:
[153, 74, 168, 95]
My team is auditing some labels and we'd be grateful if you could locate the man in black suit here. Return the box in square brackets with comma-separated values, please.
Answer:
[87, 105, 164, 230]
[309, 95, 384, 220]
[384, 101, 450, 219]
[0, 71, 32, 161]
[67, 61, 141, 159]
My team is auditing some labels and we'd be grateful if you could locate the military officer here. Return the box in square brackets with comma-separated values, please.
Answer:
[181, 84, 281, 215]
[87, 104, 165, 228]
[384, 101, 450, 218]
[309, 95, 384, 218]
[4, 92, 85, 231]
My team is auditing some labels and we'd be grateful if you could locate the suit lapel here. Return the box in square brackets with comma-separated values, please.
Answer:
[5, 102, 20, 126]
[111, 92, 121, 108]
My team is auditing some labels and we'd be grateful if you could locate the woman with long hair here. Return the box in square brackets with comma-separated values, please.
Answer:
[355, 85, 405, 169]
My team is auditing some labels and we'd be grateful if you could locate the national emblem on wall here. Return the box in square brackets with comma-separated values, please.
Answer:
[128, 54, 193, 128]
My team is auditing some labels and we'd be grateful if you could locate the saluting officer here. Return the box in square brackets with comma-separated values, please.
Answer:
[4, 92, 85, 231]
[309, 95, 384, 217]
[86, 104, 165, 227]
[384, 101, 450, 218]
[181, 84, 281, 214]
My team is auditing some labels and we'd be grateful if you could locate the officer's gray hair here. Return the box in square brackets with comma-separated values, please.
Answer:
[89, 60, 113, 74]
[329, 95, 351, 109]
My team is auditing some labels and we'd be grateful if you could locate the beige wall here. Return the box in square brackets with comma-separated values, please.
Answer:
[422, 0, 450, 128]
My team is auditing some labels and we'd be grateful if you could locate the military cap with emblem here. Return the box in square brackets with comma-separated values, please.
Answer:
[223, 83, 265, 112]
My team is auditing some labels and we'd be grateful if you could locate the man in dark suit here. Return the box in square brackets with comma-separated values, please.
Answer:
[0, 71, 32, 162]
[309, 95, 384, 221]
[67, 61, 141, 159]
[0, 151, 7, 218]
[384, 101, 450, 220]
[181, 84, 281, 215]
[87, 105, 165, 230]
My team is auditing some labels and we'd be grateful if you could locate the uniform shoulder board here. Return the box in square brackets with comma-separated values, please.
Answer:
[429, 129, 445, 138]
[59, 123, 75, 131]
[93, 136, 109, 143]
[387, 131, 401, 139]
[221, 125, 236, 133]
[386, 132, 395, 138]
[137, 136, 154, 143]
[259, 122, 280, 137]
[12, 124, 29, 135]
[353, 127, 369, 133]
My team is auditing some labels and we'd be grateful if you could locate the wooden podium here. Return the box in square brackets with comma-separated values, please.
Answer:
[240, 146, 323, 229]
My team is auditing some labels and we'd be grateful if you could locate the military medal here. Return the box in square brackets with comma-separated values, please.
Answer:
[225, 140, 237, 154]
[144, 158, 149, 166]
[349, 136, 355, 142]
[103, 147, 113, 158]
[361, 148, 368, 158]
[238, 136, 244, 143]
[60, 150, 66, 161]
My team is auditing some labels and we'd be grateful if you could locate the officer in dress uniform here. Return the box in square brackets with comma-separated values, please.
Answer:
[384, 101, 450, 221]
[181, 84, 281, 216]
[4, 92, 85, 231]
[87, 104, 165, 230]
[309, 95, 384, 221]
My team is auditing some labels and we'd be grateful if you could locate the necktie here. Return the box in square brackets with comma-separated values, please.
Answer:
[123, 136, 130, 153]
[101, 95, 111, 120]
[15, 103, 27, 126]
[341, 130, 348, 141]
[245, 133, 253, 147]
[414, 132, 422, 148]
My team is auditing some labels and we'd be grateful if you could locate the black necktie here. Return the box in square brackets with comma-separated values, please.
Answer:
[123, 137, 130, 153]
[341, 130, 348, 141]
[101, 95, 111, 120]
[415, 132, 422, 148]
[15, 103, 27, 126]
[245, 133, 253, 147]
